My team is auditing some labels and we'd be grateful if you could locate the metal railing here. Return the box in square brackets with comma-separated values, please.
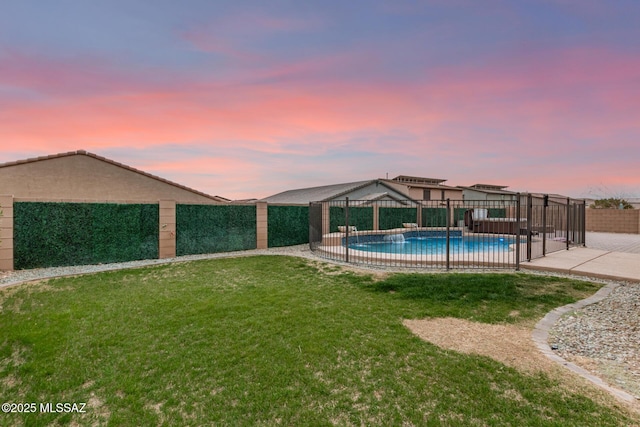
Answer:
[309, 194, 586, 270]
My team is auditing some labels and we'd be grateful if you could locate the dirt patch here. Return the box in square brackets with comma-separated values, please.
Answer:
[404, 317, 553, 374]
[403, 317, 640, 416]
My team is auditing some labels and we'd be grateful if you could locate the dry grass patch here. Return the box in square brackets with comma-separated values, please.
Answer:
[404, 317, 551, 374]
[404, 317, 640, 416]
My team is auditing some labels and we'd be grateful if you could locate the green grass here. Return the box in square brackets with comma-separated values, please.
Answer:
[0, 256, 635, 426]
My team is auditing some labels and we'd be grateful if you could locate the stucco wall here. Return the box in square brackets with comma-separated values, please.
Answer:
[462, 188, 519, 201]
[443, 189, 464, 200]
[400, 186, 463, 201]
[0, 154, 219, 203]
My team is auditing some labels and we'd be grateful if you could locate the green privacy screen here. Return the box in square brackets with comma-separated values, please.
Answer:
[329, 206, 374, 232]
[14, 202, 159, 269]
[422, 208, 447, 227]
[379, 207, 419, 230]
[267, 205, 309, 247]
[176, 204, 256, 256]
[488, 208, 507, 218]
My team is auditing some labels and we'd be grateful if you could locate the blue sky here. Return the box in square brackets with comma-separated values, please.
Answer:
[1, 0, 639, 199]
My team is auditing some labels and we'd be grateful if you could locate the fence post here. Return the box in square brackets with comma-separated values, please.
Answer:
[575, 201, 580, 244]
[0, 195, 14, 271]
[566, 197, 571, 250]
[542, 194, 548, 256]
[345, 198, 350, 263]
[515, 193, 520, 270]
[526, 194, 532, 262]
[322, 202, 330, 236]
[373, 202, 379, 230]
[582, 200, 587, 246]
[256, 201, 268, 249]
[159, 200, 176, 259]
[445, 199, 450, 270]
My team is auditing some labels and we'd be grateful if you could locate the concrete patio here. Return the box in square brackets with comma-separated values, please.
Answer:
[523, 232, 640, 282]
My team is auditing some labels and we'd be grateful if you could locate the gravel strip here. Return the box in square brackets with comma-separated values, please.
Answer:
[549, 282, 640, 399]
[0, 245, 316, 289]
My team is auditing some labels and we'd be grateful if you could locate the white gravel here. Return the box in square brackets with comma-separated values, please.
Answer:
[550, 282, 640, 399]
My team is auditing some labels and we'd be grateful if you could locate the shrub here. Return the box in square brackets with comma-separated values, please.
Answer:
[590, 198, 634, 209]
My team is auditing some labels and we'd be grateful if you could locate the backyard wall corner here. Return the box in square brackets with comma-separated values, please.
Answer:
[0, 195, 14, 271]
[159, 200, 176, 258]
[256, 201, 268, 249]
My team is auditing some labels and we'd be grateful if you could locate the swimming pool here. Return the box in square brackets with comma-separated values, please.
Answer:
[348, 235, 516, 255]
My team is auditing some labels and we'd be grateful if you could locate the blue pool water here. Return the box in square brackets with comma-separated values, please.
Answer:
[347, 235, 516, 255]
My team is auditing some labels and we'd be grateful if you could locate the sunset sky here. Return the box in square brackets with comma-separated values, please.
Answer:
[1, 1, 639, 200]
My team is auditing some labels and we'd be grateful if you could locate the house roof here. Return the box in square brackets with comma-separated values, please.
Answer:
[384, 176, 460, 190]
[0, 150, 229, 202]
[349, 192, 414, 206]
[262, 179, 413, 204]
[458, 184, 517, 195]
[391, 175, 447, 185]
[469, 183, 509, 191]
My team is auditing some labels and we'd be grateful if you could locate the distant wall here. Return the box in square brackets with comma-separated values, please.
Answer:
[586, 209, 639, 234]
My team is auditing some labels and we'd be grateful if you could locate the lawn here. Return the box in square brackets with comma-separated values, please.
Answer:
[0, 255, 636, 426]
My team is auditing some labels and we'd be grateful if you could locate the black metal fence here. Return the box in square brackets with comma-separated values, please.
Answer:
[309, 194, 585, 269]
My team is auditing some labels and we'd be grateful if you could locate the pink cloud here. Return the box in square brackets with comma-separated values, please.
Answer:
[413, 46, 640, 141]
[180, 11, 322, 62]
[141, 156, 254, 176]
[1, 42, 638, 198]
[0, 49, 164, 98]
[3, 45, 637, 147]
[180, 31, 265, 63]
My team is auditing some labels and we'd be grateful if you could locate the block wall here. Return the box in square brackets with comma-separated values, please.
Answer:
[0, 197, 309, 271]
[0, 195, 13, 271]
[585, 209, 639, 234]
